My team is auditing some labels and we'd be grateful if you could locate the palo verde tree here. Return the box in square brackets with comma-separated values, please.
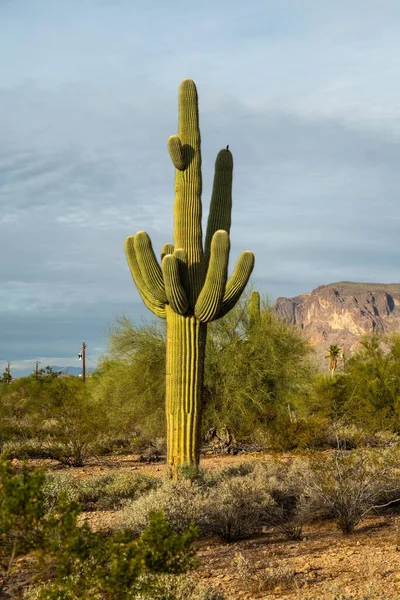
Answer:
[125, 79, 254, 478]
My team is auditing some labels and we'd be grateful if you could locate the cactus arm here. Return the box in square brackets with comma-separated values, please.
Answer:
[215, 251, 255, 319]
[169, 79, 204, 304]
[134, 232, 167, 304]
[168, 136, 186, 171]
[173, 248, 189, 295]
[124, 236, 166, 318]
[162, 255, 189, 315]
[204, 149, 233, 265]
[161, 243, 174, 261]
[194, 230, 230, 323]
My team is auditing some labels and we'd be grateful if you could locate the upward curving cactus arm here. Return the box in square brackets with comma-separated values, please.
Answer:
[125, 236, 166, 318]
[249, 290, 261, 328]
[204, 149, 233, 266]
[161, 243, 174, 261]
[162, 254, 189, 315]
[216, 251, 255, 320]
[134, 232, 166, 304]
[195, 230, 230, 323]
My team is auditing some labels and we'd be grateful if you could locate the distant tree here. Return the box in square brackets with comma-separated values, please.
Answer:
[325, 344, 341, 377]
[36, 365, 61, 382]
[0, 371, 12, 384]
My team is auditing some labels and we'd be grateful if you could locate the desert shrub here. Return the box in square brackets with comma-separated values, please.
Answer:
[204, 298, 314, 445]
[267, 412, 332, 450]
[44, 470, 158, 511]
[120, 479, 205, 536]
[305, 448, 400, 533]
[202, 471, 274, 542]
[261, 459, 312, 541]
[0, 461, 202, 599]
[214, 462, 255, 480]
[1, 438, 56, 460]
[27, 574, 224, 600]
[0, 461, 47, 587]
[35, 510, 198, 599]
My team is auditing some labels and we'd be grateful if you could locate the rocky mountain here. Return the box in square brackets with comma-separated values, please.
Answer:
[275, 282, 400, 362]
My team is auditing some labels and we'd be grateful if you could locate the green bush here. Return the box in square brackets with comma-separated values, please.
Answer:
[0, 461, 205, 599]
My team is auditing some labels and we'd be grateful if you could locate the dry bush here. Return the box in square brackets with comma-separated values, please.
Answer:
[305, 447, 400, 534]
[202, 471, 274, 542]
[234, 551, 296, 593]
[245, 460, 312, 541]
[121, 469, 274, 542]
[120, 479, 205, 535]
[44, 470, 158, 512]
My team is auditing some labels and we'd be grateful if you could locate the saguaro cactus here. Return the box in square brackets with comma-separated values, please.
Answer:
[125, 79, 254, 478]
[248, 290, 261, 329]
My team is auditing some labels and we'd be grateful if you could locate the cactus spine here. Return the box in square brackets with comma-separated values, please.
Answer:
[125, 79, 254, 478]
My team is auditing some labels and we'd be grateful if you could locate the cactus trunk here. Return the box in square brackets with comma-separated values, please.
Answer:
[166, 307, 206, 478]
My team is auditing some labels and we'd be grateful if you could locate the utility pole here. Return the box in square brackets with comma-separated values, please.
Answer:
[80, 342, 86, 381]
[35, 360, 40, 380]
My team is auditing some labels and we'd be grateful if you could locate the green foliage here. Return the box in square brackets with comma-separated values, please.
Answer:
[0, 376, 107, 465]
[0, 461, 46, 576]
[0, 371, 12, 384]
[37, 511, 197, 599]
[308, 333, 400, 437]
[0, 461, 200, 599]
[90, 316, 166, 442]
[204, 295, 314, 444]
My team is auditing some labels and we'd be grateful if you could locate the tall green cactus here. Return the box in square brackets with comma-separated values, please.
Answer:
[248, 290, 261, 329]
[125, 79, 254, 478]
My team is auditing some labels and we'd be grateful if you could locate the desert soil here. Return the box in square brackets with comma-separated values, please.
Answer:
[12, 453, 400, 599]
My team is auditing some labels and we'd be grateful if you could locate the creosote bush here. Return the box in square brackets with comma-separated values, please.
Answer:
[305, 447, 400, 534]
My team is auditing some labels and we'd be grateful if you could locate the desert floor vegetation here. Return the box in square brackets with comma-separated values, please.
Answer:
[2, 451, 400, 599]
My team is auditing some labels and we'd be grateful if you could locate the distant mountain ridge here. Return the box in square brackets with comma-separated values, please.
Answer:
[11, 365, 95, 379]
[275, 282, 400, 361]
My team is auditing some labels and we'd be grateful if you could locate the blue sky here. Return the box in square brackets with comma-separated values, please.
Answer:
[1, 0, 400, 374]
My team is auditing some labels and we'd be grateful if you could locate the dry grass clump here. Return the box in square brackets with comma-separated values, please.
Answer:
[234, 551, 296, 593]
[134, 574, 225, 600]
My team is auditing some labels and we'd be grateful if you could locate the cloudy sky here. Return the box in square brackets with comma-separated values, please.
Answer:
[1, 0, 400, 374]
